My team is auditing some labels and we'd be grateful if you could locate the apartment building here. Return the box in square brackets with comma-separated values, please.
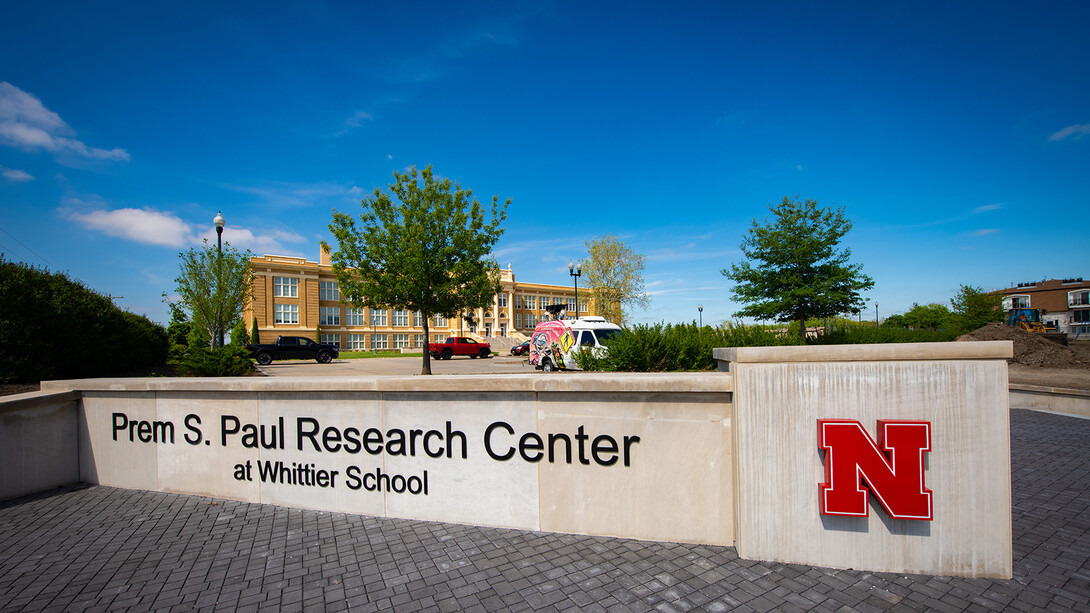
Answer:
[994, 277, 1090, 337]
[245, 246, 592, 349]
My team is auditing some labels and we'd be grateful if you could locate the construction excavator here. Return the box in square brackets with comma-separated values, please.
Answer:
[1007, 308, 1069, 345]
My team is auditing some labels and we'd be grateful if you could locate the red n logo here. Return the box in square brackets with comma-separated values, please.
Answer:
[818, 420, 933, 521]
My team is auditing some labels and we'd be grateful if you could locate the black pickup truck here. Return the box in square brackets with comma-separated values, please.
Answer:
[246, 336, 339, 365]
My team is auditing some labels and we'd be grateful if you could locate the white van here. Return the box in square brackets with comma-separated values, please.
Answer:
[528, 316, 623, 372]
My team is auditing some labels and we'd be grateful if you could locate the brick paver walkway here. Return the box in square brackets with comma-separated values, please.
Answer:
[2, 409, 1088, 612]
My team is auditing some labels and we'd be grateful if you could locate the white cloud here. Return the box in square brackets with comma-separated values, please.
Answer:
[972, 203, 1003, 214]
[196, 225, 307, 255]
[224, 180, 363, 208]
[0, 82, 130, 161]
[61, 201, 307, 254]
[1, 166, 33, 182]
[64, 207, 196, 247]
[337, 110, 374, 136]
[1049, 123, 1090, 142]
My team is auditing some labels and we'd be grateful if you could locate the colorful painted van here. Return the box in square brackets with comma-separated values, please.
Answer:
[528, 316, 623, 371]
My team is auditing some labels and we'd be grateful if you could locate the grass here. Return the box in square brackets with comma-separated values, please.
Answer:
[339, 351, 424, 359]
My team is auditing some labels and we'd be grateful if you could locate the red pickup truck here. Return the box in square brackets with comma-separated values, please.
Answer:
[428, 337, 492, 360]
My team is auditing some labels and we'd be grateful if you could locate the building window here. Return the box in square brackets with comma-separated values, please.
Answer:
[414, 334, 425, 347]
[371, 334, 388, 349]
[432, 334, 446, 344]
[1009, 295, 1030, 309]
[539, 314, 548, 323]
[514, 294, 523, 309]
[413, 311, 424, 327]
[346, 334, 366, 350]
[370, 309, 387, 327]
[274, 303, 298, 324]
[567, 298, 577, 311]
[1070, 291, 1090, 307]
[319, 307, 340, 326]
[525, 295, 536, 310]
[579, 299, 588, 313]
[320, 334, 341, 348]
[433, 314, 448, 327]
[497, 293, 508, 308]
[553, 297, 563, 306]
[515, 313, 523, 328]
[273, 277, 298, 297]
[393, 334, 410, 348]
[346, 308, 367, 326]
[392, 309, 410, 326]
[1074, 309, 1090, 324]
[319, 281, 339, 301]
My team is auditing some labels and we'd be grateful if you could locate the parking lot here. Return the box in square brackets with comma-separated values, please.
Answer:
[255, 354, 539, 377]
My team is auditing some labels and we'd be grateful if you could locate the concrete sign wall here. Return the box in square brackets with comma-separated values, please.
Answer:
[19, 341, 1014, 579]
[716, 342, 1013, 578]
[65, 374, 735, 547]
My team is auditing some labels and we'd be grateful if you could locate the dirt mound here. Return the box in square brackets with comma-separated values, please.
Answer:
[957, 323, 1086, 368]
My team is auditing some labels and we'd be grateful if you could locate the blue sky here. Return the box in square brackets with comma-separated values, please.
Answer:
[1, 1, 1087, 327]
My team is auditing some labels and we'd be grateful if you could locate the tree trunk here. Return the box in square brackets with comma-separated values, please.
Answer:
[421, 315, 432, 375]
[798, 318, 807, 344]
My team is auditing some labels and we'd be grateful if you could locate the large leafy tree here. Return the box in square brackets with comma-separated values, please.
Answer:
[723, 196, 873, 342]
[173, 239, 253, 349]
[328, 165, 509, 375]
[948, 284, 1003, 334]
[582, 234, 650, 326]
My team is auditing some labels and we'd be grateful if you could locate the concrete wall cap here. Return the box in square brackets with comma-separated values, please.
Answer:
[41, 373, 733, 394]
[0, 390, 79, 414]
[714, 341, 1013, 364]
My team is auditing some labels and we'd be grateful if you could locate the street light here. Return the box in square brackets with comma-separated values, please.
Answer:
[213, 211, 226, 348]
[568, 260, 581, 320]
[698, 304, 703, 328]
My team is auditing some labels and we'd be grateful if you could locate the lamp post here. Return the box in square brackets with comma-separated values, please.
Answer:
[568, 260, 581, 320]
[698, 304, 703, 328]
[213, 211, 226, 348]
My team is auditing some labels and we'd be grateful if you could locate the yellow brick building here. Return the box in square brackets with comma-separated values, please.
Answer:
[244, 246, 592, 349]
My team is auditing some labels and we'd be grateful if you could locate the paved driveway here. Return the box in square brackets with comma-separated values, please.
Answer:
[255, 354, 539, 377]
[1, 409, 1088, 611]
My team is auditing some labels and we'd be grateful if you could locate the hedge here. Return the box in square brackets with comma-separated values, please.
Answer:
[0, 258, 169, 383]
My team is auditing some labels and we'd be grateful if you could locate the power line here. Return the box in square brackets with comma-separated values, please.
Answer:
[0, 224, 54, 268]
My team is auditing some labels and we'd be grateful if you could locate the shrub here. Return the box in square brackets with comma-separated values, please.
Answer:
[576, 322, 799, 372]
[810, 318, 957, 344]
[576, 318, 958, 373]
[0, 257, 169, 383]
[173, 345, 254, 377]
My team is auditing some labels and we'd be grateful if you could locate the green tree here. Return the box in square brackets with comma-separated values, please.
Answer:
[723, 196, 874, 343]
[163, 297, 192, 347]
[328, 165, 509, 375]
[582, 234, 650, 326]
[948, 284, 1003, 334]
[173, 239, 254, 349]
[229, 319, 248, 347]
[883, 302, 950, 330]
